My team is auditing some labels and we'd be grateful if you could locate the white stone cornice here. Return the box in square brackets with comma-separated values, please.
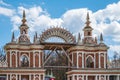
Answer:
[4, 44, 44, 50]
[67, 46, 108, 53]
[66, 69, 120, 74]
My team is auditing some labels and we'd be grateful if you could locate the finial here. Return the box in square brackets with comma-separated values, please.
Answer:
[11, 32, 15, 42]
[33, 35, 36, 43]
[78, 33, 81, 42]
[34, 32, 38, 43]
[95, 37, 97, 44]
[22, 10, 26, 24]
[35, 32, 38, 38]
[100, 33, 103, 43]
[85, 12, 91, 27]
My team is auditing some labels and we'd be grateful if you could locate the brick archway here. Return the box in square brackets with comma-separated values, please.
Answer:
[40, 27, 76, 43]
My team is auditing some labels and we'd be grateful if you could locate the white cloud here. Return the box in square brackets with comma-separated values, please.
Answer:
[11, 16, 21, 31]
[0, 7, 14, 17]
[9, 1, 120, 44]
[0, 0, 120, 57]
[109, 45, 120, 58]
[0, 0, 11, 6]
[92, 1, 120, 38]
[61, 8, 89, 34]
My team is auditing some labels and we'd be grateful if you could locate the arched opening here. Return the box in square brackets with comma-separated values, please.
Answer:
[45, 37, 65, 43]
[88, 32, 91, 36]
[86, 56, 94, 68]
[20, 55, 29, 67]
[12, 54, 16, 67]
[35, 54, 39, 67]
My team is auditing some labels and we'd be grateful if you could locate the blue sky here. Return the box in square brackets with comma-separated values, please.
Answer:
[0, 0, 120, 58]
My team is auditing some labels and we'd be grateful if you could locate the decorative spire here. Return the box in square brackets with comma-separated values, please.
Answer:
[22, 10, 27, 24]
[33, 32, 38, 43]
[33, 35, 36, 43]
[77, 33, 82, 45]
[35, 32, 38, 39]
[100, 33, 103, 43]
[11, 32, 15, 42]
[95, 37, 97, 44]
[18, 10, 30, 44]
[77, 33, 81, 42]
[74, 35, 76, 43]
[85, 12, 91, 27]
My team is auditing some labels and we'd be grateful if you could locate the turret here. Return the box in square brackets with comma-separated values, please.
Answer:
[83, 12, 93, 37]
[18, 10, 30, 44]
[83, 12, 94, 44]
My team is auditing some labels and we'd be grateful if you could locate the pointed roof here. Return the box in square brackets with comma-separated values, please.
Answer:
[20, 10, 29, 29]
[19, 10, 29, 34]
[22, 10, 27, 24]
[85, 12, 91, 27]
[83, 12, 93, 31]
[77, 33, 81, 42]
[100, 33, 103, 42]
[95, 37, 97, 44]
[77, 33, 83, 45]
[33, 35, 36, 43]
[33, 32, 38, 43]
[11, 32, 15, 42]
[35, 32, 38, 38]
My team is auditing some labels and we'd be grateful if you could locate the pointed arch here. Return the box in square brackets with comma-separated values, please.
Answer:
[35, 52, 39, 67]
[86, 55, 94, 68]
[12, 53, 16, 67]
[20, 54, 29, 67]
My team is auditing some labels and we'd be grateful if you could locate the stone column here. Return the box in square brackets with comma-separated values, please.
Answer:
[16, 74, 18, 80]
[99, 53, 101, 68]
[19, 74, 21, 80]
[82, 75, 84, 80]
[6, 74, 8, 80]
[16, 51, 18, 67]
[39, 52, 41, 67]
[86, 75, 88, 80]
[77, 52, 79, 68]
[104, 75, 106, 80]
[43, 74, 45, 80]
[10, 51, 12, 67]
[72, 75, 74, 80]
[39, 74, 41, 80]
[10, 74, 11, 80]
[99, 75, 101, 80]
[67, 76, 69, 80]
[95, 75, 98, 80]
[117, 75, 119, 80]
[104, 53, 106, 68]
[107, 75, 109, 80]
[33, 74, 35, 80]
[72, 53, 73, 66]
[33, 52, 35, 67]
[76, 75, 79, 80]
[29, 74, 31, 80]
[94, 53, 96, 68]
[82, 52, 84, 68]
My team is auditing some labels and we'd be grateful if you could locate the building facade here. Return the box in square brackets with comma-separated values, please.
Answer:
[0, 11, 120, 80]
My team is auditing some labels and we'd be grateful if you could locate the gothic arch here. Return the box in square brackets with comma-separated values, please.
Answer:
[86, 55, 94, 68]
[40, 27, 76, 43]
[20, 54, 29, 67]
[12, 53, 16, 67]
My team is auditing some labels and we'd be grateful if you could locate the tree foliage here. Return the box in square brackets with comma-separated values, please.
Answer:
[44, 50, 68, 80]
